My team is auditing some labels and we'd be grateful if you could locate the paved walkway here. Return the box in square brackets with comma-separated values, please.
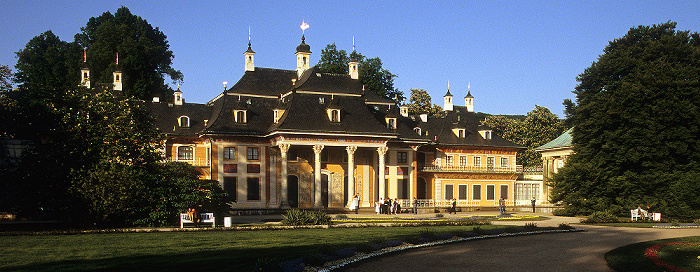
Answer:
[335, 213, 699, 272]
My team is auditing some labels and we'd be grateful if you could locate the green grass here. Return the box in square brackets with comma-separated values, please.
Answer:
[0, 225, 509, 271]
[605, 236, 700, 272]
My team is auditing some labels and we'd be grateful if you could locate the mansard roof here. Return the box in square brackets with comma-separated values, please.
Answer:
[226, 67, 296, 97]
[149, 101, 212, 137]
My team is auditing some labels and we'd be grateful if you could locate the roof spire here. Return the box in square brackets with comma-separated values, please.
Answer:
[115, 52, 119, 66]
[352, 36, 356, 52]
[83, 48, 87, 63]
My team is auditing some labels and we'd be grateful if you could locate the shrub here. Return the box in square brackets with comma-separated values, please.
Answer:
[524, 222, 538, 230]
[582, 210, 620, 223]
[281, 209, 332, 226]
[334, 214, 348, 219]
[558, 223, 573, 230]
[435, 213, 444, 218]
[694, 218, 700, 225]
[552, 208, 575, 217]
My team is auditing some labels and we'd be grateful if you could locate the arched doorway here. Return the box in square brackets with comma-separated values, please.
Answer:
[287, 175, 299, 208]
[417, 177, 427, 199]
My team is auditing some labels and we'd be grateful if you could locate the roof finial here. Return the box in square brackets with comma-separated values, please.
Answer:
[448, 80, 450, 90]
[300, 20, 310, 34]
[468, 81, 471, 91]
[352, 36, 356, 52]
[116, 52, 119, 65]
[83, 48, 87, 63]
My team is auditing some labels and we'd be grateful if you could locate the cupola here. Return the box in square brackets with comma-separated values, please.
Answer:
[174, 85, 183, 106]
[465, 83, 474, 112]
[295, 21, 312, 78]
[244, 27, 255, 72]
[348, 37, 359, 80]
[112, 52, 123, 91]
[80, 49, 90, 89]
[443, 82, 453, 111]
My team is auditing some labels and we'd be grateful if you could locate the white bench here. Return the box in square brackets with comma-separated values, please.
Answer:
[630, 209, 661, 221]
[180, 212, 216, 228]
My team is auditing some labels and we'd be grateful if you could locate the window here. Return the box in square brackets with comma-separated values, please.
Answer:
[445, 155, 453, 167]
[458, 184, 468, 200]
[177, 146, 193, 160]
[179, 116, 190, 127]
[224, 147, 236, 160]
[397, 152, 407, 164]
[247, 177, 260, 201]
[474, 156, 481, 168]
[445, 184, 454, 200]
[459, 156, 467, 167]
[500, 185, 509, 200]
[487, 185, 495, 200]
[473, 185, 481, 200]
[274, 110, 280, 123]
[386, 118, 396, 129]
[330, 109, 340, 122]
[457, 129, 465, 138]
[247, 147, 259, 161]
[501, 157, 509, 168]
[414, 127, 421, 135]
[115, 74, 120, 82]
[235, 110, 247, 123]
[224, 177, 237, 202]
[487, 157, 495, 170]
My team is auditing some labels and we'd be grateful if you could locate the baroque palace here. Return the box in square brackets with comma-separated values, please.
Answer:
[146, 31, 530, 211]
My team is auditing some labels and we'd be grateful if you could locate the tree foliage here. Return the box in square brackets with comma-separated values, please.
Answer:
[317, 44, 404, 103]
[406, 88, 444, 117]
[551, 22, 700, 218]
[74, 6, 182, 100]
[482, 105, 564, 167]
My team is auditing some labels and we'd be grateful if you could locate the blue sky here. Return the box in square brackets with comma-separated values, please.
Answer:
[2, 1, 699, 116]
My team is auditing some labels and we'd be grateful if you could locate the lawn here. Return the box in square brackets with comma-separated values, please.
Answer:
[606, 236, 700, 272]
[0, 225, 511, 271]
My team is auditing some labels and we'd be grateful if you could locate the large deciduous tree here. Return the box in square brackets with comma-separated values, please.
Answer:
[317, 44, 404, 103]
[74, 6, 182, 100]
[551, 22, 700, 218]
[406, 88, 444, 117]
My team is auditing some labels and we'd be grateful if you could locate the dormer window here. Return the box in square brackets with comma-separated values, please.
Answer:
[319, 97, 325, 104]
[414, 127, 422, 135]
[479, 130, 492, 140]
[234, 110, 247, 123]
[452, 128, 466, 138]
[273, 109, 285, 123]
[386, 118, 397, 129]
[178, 116, 190, 127]
[327, 109, 340, 122]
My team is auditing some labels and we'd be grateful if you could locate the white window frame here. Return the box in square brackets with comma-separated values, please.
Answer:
[178, 116, 190, 127]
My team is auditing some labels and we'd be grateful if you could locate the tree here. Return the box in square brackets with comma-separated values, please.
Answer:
[0, 65, 17, 134]
[317, 43, 349, 74]
[317, 44, 404, 103]
[483, 105, 563, 167]
[551, 22, 700, 218]
[74, 6, 182, 100]
[406, 88, 444, 117]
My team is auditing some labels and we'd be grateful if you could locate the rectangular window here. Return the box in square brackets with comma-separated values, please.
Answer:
[247, 177, 260, 201]
[501, 185, 509, 199]
[445, 155, 453, 167]
[501, 157, 508, 168]
[177, 146, 193, 160]
[223, 164, 237, 173]
[247, 164, 260, 173]
[397, 152, 407, 164]
[473, 185, 481, 200]
[223, 177, 237, 202]
[487, 157, 495, 170]
[487, 185, 495, 200]
[445, 184, 454, 200]
[224, 147, 236, 160]
[399, 179, 408, 199]
[247, 147, 259, 161]
[458, 184, 468, 200]
[459, 156, 467, 167]
[474, 156, 481, 168]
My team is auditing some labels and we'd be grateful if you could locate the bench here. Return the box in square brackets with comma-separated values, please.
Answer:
[631, 209, 661, 221]
[180, 212, 216, 228]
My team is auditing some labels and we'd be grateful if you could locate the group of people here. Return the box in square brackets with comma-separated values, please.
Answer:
[636, 205, 653, 219]
[375, 198, 402, 215]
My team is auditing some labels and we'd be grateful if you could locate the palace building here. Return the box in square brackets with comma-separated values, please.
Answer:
[147, 31, 526, 211]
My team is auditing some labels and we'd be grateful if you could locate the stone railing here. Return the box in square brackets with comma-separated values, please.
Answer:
[169, 157, 210, 167]
[419, 165, 523, 174]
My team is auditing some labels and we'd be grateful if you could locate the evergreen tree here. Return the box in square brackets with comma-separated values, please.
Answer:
[551, 22, 700, 218]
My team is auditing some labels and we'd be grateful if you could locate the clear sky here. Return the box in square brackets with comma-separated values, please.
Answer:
[2, 1, 699, 116]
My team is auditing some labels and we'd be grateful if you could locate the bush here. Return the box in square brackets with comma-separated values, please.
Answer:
[281, 209, 332, 225]
[694, 218, 700, 225]
[552, 208, 575, 217]
[582, 210, 620, 223]
[335, 214, 348, 219]
[435, 213, 444, 218]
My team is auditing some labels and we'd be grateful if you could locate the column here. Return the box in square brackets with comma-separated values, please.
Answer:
[377, 146, 388, 200]
[313, 144, 324, 208]
[346, 145, 357, 207]
[278, 143, 291, 208]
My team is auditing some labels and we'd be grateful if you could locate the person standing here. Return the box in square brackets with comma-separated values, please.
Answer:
[499, 197, 506, 214]
[412, 197, 418, 214]
[531, 197, 536, 213]
[375, 198, 382, 215]
[350, 194, 359, 214]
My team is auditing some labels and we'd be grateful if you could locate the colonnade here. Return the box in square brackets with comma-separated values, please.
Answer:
[277, 143, 389, 208]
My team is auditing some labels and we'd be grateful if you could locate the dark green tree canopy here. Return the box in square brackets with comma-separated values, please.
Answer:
[406, 88, 443, 117]
[75, 6, 182, 100]
[552, 22, 700, 218]
[317, 44, 404, 103]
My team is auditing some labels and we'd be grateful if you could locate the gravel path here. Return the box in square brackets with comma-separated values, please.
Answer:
[339, 217, 700, 272]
